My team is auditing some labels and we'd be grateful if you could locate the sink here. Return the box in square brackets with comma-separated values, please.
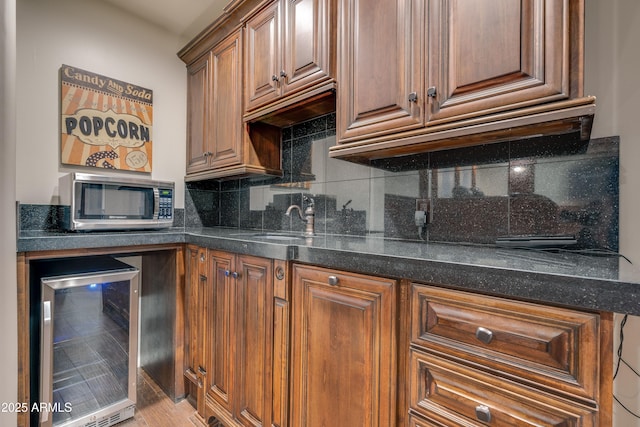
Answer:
[252, 233, 306, 241]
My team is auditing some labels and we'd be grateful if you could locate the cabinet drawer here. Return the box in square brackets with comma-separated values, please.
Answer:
[409, 350, 597, 427]
[410, 284, 600, 402]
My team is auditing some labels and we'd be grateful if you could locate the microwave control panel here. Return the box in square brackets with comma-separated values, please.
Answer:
[158, 189, 173, 219]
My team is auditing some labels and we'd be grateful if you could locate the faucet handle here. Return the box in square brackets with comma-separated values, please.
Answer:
[304, 195, 315, 207]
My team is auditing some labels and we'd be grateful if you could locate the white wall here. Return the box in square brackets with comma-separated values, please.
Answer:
[16, 0, 187, 207]
[0, 0, 17, 425]
[586, 1, 640, 425]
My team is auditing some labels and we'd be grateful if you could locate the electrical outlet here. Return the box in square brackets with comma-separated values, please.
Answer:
[415, 198, 429, 212]
[415, 199, 430, 224]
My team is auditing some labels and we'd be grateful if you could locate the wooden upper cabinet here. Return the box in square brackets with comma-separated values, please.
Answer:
[186, 29, 244, 175]
[337, 0, 425, 142]
[182, 24, 282, 181]
[283, 0, 334, 94]
[186, 54, 210, 174]
[209, 30, 244, 169]
[332, 0, 593, 163]
[245, 0, 336, 113]
[245, 1, 281, 111]
[427, 0, 574, 125]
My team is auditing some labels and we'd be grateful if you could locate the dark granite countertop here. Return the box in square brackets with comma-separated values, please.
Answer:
[17, 227, 640, 315]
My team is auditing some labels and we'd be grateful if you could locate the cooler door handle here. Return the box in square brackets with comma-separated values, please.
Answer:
[41, 300, 52, 423]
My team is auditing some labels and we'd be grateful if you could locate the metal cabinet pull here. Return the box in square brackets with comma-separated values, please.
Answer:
[427, 86, 437, 98]
[199, 274, 207, 282]
[272, 74, 279, 82]
[475, 327, 494, 344]
[232, 271, 239, 279]
[328, 275, 339, 286]
[475, 404, 491, 423]
[280, 70, 287, 79]
[408, 92, 418, 102]
[224, 270, 230, 277]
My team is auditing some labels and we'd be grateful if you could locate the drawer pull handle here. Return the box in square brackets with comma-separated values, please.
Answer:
[328, 275, 339, 286]
[475, 404, 491, 423]
[475, 327, 494, 344]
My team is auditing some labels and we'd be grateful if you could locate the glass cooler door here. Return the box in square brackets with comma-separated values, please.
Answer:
[40, 268, 139, 427]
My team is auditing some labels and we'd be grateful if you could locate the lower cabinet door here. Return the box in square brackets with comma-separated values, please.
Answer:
[290, 265, 397, 427]
[205, 251, 235, 413]
[234, 255, 274, 427]
[409, 350, 598, 427]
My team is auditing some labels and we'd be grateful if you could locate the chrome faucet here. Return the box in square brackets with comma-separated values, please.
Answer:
[286, 196, 315, 237]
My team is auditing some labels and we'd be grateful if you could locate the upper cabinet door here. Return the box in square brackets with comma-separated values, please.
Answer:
[245, 1, 282, 111]
[337, 0, 425, 143]
[209, 30, 244, 169]
[186, 53, 211, 174]
[282, 0, 334, 95]
[427, 0, 571, 125]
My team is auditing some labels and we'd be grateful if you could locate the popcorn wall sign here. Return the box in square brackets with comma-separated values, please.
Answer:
[60, 64, 153, 172]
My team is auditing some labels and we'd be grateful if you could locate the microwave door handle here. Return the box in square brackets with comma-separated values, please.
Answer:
[41, 300, 52, 424]
[153, 188, 160, 219]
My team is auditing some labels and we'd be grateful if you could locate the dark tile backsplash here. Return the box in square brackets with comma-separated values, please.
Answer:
[183, 112, 619, 250]
[19, 204, 185, 231]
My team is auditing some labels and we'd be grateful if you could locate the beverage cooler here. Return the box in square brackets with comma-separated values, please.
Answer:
[30, 256, 139, 427]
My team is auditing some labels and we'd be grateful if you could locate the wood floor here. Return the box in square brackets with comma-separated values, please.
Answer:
[118, 369, 203, 427]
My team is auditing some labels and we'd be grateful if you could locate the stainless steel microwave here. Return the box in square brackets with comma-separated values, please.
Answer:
[59, 173, 174, 231]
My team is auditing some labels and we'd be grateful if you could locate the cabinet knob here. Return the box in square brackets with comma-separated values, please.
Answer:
[475, 326, 494, 344]
[427, 86, 437, 98]
[272, 74, 279, 82]
[408, 92, 418, 103]
[328, 275, 339, 286]
[232, 271, 239, 279]
[280, 70, 287, 79]
[224, 270, 230, 277]
[475, 404, 491, 423]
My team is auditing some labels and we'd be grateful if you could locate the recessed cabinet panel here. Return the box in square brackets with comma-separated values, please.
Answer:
[245, 2, 281, 110]
[338, 0, 424, 142]
[291, 265, 397, 427]
[186, 55, 210, 174]
[410, 284, 600, 402]
[283, 0, 333, 94]
[245, 0, 335, 114]
[409, 351, 597, 427]
[206, 251, 235, 411]
[427, 0, 570, 124]
[211, 32, 244, 168]
[235, 256, 273, 427]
